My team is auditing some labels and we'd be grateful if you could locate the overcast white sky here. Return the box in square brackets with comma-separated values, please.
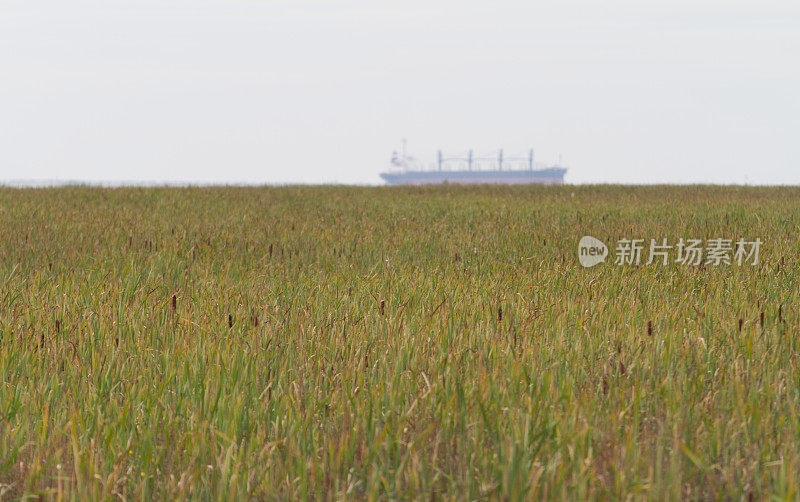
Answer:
[1, 0, 798, 185]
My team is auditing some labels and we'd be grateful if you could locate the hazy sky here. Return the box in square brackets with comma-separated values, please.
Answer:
[1, 0, 798, 185]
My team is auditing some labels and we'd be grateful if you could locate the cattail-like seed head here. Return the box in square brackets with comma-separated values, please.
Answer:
[647, 321, 652, 336]
[228, 314, 233, 329]
[760, 311, 764, 328]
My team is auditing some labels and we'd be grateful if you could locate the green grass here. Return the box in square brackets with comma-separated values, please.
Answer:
[0, 185, 798, 500]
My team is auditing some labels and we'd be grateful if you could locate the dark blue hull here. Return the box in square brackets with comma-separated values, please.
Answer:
[380, 167, 567, 185]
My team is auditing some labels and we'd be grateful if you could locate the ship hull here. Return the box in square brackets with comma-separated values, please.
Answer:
[380, 168, 567, 186]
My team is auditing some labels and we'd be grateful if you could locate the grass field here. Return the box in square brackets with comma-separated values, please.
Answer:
[0, 185, 798, 500]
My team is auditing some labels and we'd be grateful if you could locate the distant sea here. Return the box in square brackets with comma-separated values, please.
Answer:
[1, 180, 270, 188]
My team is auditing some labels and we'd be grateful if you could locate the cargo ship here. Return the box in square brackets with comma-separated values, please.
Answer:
[380, 142, 567, 185]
